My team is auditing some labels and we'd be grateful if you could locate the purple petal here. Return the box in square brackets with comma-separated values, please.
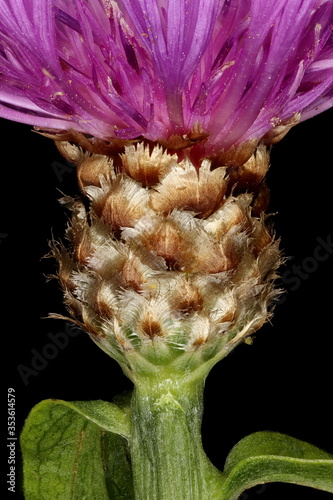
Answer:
[0, 0, 332, 155]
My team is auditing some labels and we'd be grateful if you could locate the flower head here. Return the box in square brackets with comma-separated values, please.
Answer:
[0, 0, 332, 157]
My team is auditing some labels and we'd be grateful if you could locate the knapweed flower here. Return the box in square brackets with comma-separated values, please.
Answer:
[0, 0, 332, 160]
[1, 0, 332, 376]
[6, 5, 333, 499]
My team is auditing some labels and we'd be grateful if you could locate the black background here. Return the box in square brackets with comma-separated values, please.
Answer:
[2, 109, 332, 499]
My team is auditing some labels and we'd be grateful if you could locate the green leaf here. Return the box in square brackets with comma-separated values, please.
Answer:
[56, 399, 131, 438]
[220, 431, 333, 500]
[20, 399, 134, 500]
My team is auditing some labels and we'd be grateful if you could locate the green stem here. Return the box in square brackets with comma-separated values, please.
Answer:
[129, 373, 224, 500]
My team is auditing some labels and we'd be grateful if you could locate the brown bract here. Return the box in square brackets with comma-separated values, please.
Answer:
[263, 113, 301, 145]
[150, 160, 227, 218]
[50, 139, 282, 372]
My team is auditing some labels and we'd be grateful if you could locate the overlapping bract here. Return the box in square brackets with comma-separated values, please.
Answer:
[51, 142, 280, 372]
[0, 0, 332, 155]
